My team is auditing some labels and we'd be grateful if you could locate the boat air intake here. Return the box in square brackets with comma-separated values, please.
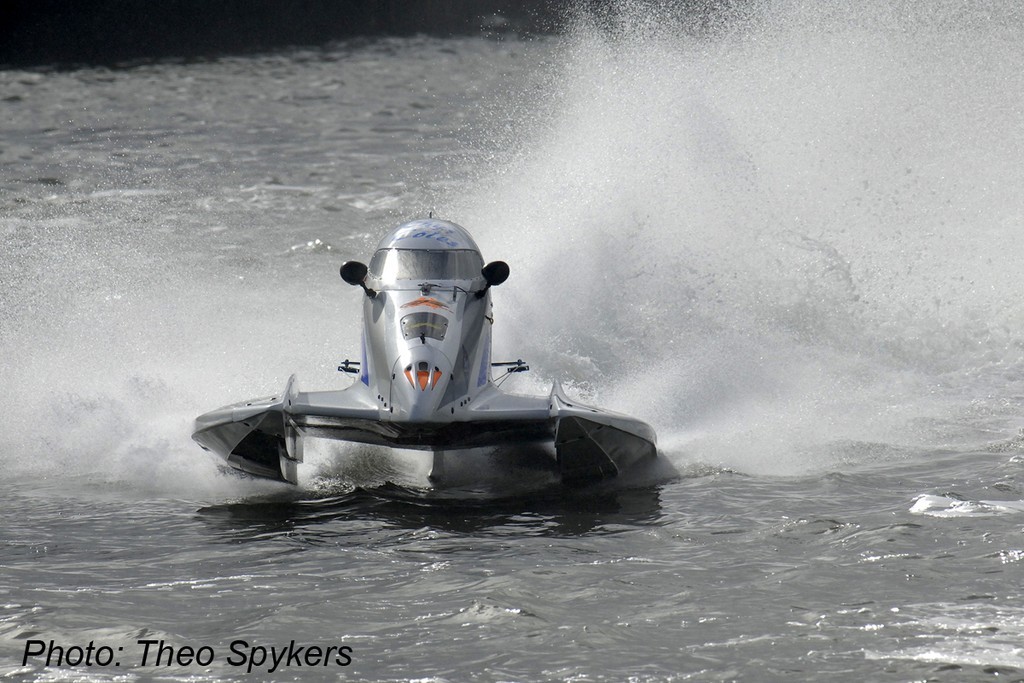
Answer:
[404, 361, 443, 391]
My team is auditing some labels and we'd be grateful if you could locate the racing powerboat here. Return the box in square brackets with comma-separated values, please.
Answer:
[192, 219, 657, 485]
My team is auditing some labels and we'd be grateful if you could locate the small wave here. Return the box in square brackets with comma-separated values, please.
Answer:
[238, 183, 328, 195]
[866, 602, 1024, 671]
[286, 237, 335, 254]
[450, 599, 538, 625]
[88, 188, 174, 198]
[909, 494, 1024, 517]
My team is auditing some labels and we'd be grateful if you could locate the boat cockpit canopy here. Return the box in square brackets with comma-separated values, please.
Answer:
[369, 248, 484, 282]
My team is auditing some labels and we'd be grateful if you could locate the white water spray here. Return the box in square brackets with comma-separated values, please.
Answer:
[2, 2, 1023, 491]
[449, 0, 1024, 474]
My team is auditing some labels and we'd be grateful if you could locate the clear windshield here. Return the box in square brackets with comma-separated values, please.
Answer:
[400, 312, 449, 341]
[369, 248, 484, 282]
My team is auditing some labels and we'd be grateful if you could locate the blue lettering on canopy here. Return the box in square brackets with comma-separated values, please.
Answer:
[392, 220, 461, 248]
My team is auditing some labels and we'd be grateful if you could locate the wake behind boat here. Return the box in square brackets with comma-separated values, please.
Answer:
[192, 219, 658, 485]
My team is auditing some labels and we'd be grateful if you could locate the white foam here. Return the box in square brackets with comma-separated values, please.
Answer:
[910, 494, 1024, 517]
[866, 602, 1024, 669]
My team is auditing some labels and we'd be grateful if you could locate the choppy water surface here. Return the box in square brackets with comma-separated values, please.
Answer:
[4, 2, 1024, 680]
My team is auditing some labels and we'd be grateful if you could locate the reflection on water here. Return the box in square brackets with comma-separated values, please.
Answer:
[192, 439, 675, 540]
[195, 480, 666, 539]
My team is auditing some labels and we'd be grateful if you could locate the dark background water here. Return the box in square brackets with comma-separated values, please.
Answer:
[1, 0, 747, 67]
[3, 1, 1024, 680]
[1, 0, 559, 66]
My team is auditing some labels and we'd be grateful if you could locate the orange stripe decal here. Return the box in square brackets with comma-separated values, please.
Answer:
[401, 297, 450, 311]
